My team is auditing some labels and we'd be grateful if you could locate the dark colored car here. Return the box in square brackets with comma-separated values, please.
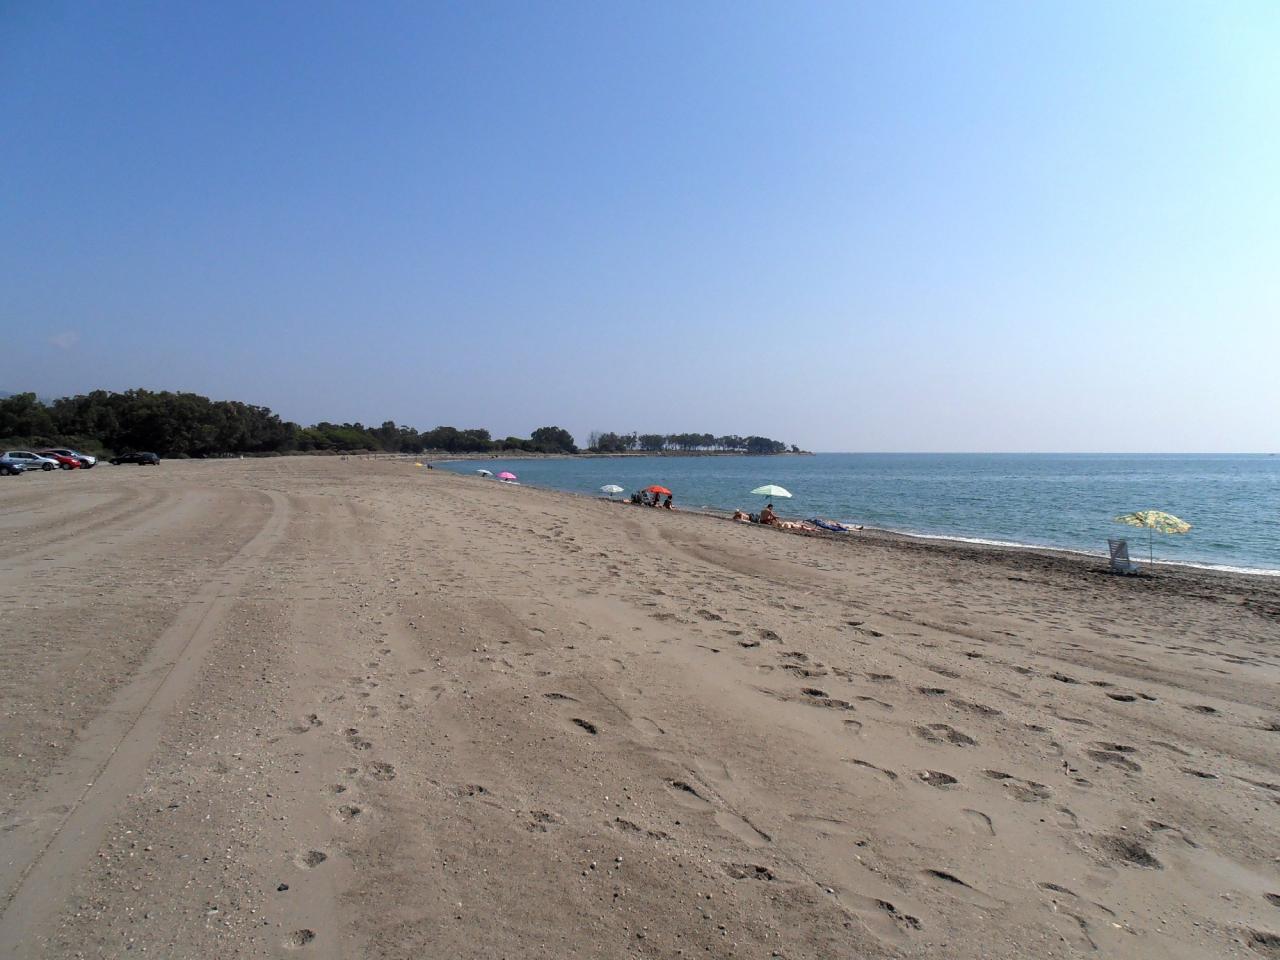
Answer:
[0, 455, 26, 476]
[110, 451, 161, 466]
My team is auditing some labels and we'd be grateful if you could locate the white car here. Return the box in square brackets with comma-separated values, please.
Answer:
[0, 450, 59, 472]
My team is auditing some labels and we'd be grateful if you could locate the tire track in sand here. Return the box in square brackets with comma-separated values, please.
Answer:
[0, 490, 290, 957]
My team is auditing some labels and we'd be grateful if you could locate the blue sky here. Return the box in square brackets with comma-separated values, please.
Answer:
[1, 2, 1276, 451]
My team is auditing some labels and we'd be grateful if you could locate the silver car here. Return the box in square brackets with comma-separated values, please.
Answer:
[0, 450, 58, 472]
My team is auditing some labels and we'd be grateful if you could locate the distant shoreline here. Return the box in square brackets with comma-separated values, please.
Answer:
[428, 450, 814, 460]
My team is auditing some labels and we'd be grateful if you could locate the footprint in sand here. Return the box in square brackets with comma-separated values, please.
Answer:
[1245, 930, 1280, 958]
[1180, 767, 1219, 780]
[950, 699, 1002, 717]
[1087, 749, 1142, 773]
[289, 713, 323, 734]
[666, 779, 710, 807]
[918, 770, 958, 789]
[335, 804, 363, 822]
[845, 758, 899, 782]
[631, 715, 664, 737]
[921, 869, 1000, 907]
[527, 810, 563, 832]
[723, 862, 776, 880]
[1096, 834, 1161, 869]
[715, 810, 772, 847]
[284, 929, 316, 949]
[984, 770, 1051, 801]
[916, 724, 976, 746]
[841, 893, 923, 940]
[295, 850, 328, 869]
[962, 809, 995, 836]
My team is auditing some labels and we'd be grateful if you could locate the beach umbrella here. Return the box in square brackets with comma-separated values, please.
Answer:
[498, 471, 518, 481]
[646, 485, 672, 496]
[476, 468, 492, 476]
[1114, 510, 1191, 568]
[750, 484, 792, 499]
[601, 484, 624, 497]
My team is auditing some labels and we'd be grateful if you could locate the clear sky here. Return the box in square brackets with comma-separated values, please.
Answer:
[2, 2, 1276, 451]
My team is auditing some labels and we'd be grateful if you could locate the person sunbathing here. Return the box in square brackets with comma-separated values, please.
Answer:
[759, 504, 779, 525]
[732, 509, 750, 522]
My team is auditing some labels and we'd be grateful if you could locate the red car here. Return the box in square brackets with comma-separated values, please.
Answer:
[39, 450, 82, 469]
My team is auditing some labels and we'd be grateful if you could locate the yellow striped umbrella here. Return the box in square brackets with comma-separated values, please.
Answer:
[1114, 510, 1191, 567]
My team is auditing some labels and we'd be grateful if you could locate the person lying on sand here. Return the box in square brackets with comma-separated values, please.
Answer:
[778, 520, 819, 534]
[759, 503, 779, 525]
[732, 509, 750, 522]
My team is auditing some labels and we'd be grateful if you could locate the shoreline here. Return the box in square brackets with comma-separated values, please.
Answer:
[430, 460, 1280, 581]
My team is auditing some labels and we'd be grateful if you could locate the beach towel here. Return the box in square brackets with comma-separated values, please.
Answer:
[809, 518, 850, 533]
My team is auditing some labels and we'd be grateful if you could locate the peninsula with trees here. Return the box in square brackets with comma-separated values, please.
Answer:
[0, 390, 802, 458]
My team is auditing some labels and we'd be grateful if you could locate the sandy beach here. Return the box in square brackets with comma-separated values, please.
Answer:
[2, 456, 1278, 959]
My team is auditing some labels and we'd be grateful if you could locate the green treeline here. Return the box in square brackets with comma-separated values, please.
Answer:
[0, 390, 577, 456]
[587, 431, 796, 455]
[0, 390, 796, 458]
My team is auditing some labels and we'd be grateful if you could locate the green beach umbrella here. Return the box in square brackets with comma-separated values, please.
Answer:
[1114, 510, 1191, 568]
[751, 484, 792, 499]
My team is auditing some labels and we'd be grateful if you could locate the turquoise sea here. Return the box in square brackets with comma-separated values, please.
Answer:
[437, 454, 1280, 575]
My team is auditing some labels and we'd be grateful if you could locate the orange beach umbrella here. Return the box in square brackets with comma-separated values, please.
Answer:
[646, 485, 672, 496]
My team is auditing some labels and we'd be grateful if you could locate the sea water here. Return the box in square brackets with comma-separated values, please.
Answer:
[438, 453, 1280, 575]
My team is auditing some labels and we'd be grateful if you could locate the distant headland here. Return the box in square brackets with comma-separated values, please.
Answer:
[0, 389, 805, 458]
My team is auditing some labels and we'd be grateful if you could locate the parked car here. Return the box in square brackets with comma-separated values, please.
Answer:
[43, 447, 97, 468]
[38, 450, 82, 470]
[0, 455, 26, 476]
[110, 451, 161, 466]
[0, 450, 58, 471]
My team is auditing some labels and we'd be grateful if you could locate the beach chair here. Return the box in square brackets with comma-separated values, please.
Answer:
[1108, 538, 1141, 575]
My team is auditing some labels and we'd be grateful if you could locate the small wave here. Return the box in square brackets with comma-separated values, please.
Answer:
[862, 527, 1280, 577]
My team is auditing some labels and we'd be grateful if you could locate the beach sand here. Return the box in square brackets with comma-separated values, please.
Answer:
[1, 457, 1278, 958]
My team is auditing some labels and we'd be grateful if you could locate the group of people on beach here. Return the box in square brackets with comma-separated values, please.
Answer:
[623, 489, 862, 537]
[631, 490, 673, 509]
[732, 503, 779, 525]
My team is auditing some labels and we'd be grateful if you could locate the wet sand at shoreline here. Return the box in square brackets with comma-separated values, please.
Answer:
[2, 457, 1278, 958]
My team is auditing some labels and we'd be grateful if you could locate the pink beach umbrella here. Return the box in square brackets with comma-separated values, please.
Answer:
[497, 471, 518, 481]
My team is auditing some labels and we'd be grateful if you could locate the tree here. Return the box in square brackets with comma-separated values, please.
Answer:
[0, 392, 56, 441]
[530, 426, 577, 453]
